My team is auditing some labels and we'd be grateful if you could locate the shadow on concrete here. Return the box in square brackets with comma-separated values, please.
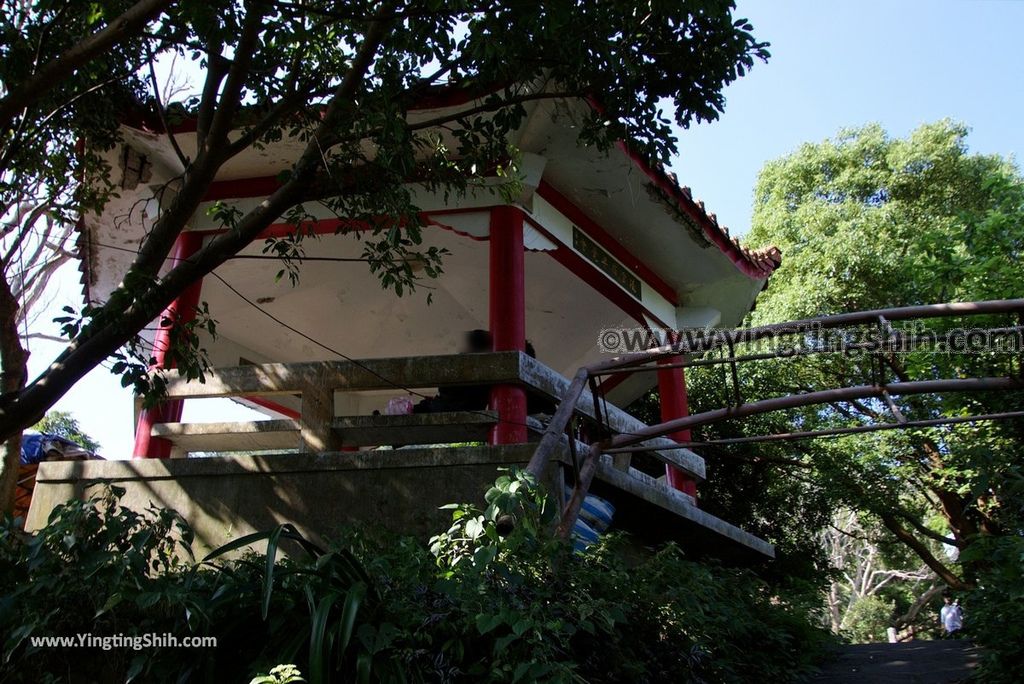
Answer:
[26, 446, 545, 557]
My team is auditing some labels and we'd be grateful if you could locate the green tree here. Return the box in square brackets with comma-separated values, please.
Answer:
[822, 509, 942, 640]
[0, 0, 770, 512]
[732, 120, 1024, 590]
[840, 595, 894, 644]
[628, 122, 1022, 655]
[31, 410, 100, 453]
[0, 0, 173, 515]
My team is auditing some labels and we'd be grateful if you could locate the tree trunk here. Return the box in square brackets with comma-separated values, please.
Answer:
[894, 583, 943, 632]
[828, 581, 843, 633]
[880, 513, 971, 591]
[0, 274, 28, 514]
[0, 13, 393, 445]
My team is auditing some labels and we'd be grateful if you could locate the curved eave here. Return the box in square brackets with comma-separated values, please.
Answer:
[116, 83, 781, 282]
[580, 95, 779, 282]
[615, 142, 781, 281]
[74, 216, 91, 305]
[95, 84, 781, 317]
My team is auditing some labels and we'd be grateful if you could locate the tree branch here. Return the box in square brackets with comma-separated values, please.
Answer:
[145, 47, 189, 168]
[0, 0, 174, 132]
[880, 512, 970, 591]
[203, 3, 267, 152]
[22, 332, 67, 343]
[894, 506, 958, 546]
[2, 202, 50, 266]
[894, 583, 943, 630]
[0, 8, 396, 438]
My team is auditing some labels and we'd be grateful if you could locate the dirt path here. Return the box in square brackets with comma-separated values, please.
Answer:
[811, 640, 980, 683]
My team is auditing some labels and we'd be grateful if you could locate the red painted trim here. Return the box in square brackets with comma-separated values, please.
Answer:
[191, 196, 673, 327]
[548, 245, 647, 326]
[197, 178, 679, 313]
[536, 181, 678, 305]
[525, 216, 670, 328]
[489, 207, 528, 444]
[229, 207, 672, 329]
[254, 218, 361, 240]
[489, 207, 526, 352]
[121, 82, 774, 281]
[243, 396, 301, 420]
[424, 213, 489, 243]
[199, 168, 769, 287]
[193, 179, 506, 236]
[246, 210, 494, 241]
[133, 232, 205, 459]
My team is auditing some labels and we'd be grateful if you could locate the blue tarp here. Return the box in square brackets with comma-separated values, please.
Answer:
[567, 489, 616, 552]
[20, 432, 95, 466]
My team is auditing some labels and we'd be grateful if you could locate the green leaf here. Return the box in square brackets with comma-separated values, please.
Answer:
[338, 582, 366, 653]
[475, 613, 503, 635]
[309, 593, 340, 684]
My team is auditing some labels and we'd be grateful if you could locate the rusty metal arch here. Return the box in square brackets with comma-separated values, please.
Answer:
[526, 298, 1024, 537]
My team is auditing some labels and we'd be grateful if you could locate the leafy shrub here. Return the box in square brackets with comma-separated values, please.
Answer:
[0, 485, 198, 682]
[0, 475, 830, 683]
[962, 534, 1024, 683]
[839, 596, 895, 644]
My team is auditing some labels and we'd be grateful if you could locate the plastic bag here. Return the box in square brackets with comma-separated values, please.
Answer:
[385, 396, 414, 415]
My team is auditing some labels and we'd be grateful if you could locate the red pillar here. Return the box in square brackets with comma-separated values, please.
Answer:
[489, 206, 528, 444]
[657, 357, 698, 498]
[132, 232, 205, 458]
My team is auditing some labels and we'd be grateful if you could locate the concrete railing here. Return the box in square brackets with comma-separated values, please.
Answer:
[141, 352, 705, 479]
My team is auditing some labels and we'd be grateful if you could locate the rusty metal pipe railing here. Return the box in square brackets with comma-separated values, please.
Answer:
[525, 299, 1024, 538]
[600, 410, 1024, 451]
[525, 368, 589, 478]
[591, 324, 1024, 376]
[555, 443, 601, 539]
[605, 377, 1024, 451]
[590, 298, 1024, 374]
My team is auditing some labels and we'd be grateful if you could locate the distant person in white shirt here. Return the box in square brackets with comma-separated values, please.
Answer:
[940, 596, 963, 636]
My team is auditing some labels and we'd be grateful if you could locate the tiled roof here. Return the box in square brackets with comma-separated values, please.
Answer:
[630, 153, 782, 279]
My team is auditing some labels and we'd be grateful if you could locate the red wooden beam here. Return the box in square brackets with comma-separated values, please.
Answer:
[132, 232, 205, 458]
[657, 358, 698, 497]
[524, 216, 670, 328]
[489, 206, 528, 444]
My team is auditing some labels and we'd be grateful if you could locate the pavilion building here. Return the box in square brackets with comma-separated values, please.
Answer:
[29, 93, 781, 559]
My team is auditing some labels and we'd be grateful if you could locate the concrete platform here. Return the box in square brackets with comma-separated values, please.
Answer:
[26, 443, 773, 560]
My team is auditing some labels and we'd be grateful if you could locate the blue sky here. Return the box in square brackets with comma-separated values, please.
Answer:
[672, 0, 1024, 236]
[27, 0, 1024, 457]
